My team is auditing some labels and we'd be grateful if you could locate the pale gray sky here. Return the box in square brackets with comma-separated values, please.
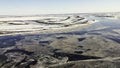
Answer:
[0, 0, 120, 15]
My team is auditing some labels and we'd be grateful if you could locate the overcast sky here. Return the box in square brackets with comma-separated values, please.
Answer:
[0, 0, 120, 15]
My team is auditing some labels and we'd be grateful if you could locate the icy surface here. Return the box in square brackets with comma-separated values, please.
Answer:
[0, 15, 96, 35]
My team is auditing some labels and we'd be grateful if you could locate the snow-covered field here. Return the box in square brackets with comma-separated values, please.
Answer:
[0, 15, 97, 35]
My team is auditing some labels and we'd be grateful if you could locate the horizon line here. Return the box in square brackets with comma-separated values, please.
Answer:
[0, 11, 119, 16]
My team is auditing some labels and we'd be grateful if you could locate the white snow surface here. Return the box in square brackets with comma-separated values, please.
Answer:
[0, 16, 96, 35]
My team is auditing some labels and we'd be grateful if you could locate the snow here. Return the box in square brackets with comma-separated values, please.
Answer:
[0, 15, 96, 35]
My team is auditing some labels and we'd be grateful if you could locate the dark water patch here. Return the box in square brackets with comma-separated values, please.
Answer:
[101, 27, 119, 32]
[0, 35, 24, 48]
[87, 32, 102, 35]
[56, 36, 66, 39]
[25, 34, 54, 38]
[85, 27, 120, 36]
[19, 30, 87, 40]
[64, 24, 70, 27]
[88, 28, 111, 33]
[53, 52, 102, 61]
[39, 40, 52, 45]
[85, 49, 91, 52]
[20, 30, 87, 39]
[0, 35, 24, 41]
[24, 40, 35, 45]
[78, 38, 86, 42]
[105, 36, 120, 44]
[74, 51, 83, 54]
[78, 46, 83, 48]
[4, 49, 33, 55]
[39, 41, 50, 43]
[53, 49, 61, 52]
[58, 31, 87, 35]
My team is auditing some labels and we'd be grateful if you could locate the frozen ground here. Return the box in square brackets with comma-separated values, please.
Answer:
[0, 13, 120, 68]
[0, 15, 96, 36]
